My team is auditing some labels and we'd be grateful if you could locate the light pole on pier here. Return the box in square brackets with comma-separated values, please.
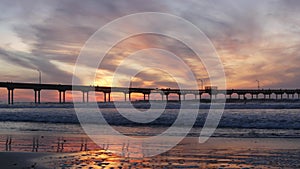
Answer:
[37, 69, 41, 84]
[198, 79, 204, 90]
[129, 78, 133, 88]
[256, 80, 260, 89]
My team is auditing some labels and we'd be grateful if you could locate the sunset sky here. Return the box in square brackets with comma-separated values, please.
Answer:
[0, 0, 300, 102]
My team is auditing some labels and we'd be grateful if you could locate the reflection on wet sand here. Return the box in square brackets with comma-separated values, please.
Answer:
[32, 136, 39, 152]
[44, 146, 300, 168]
[56, 137, 66, 152]
[1, 134, 99, 153]
[80, 138, 88, 151]
[5, 135, 12, 151]
[1, 134, 300, 168]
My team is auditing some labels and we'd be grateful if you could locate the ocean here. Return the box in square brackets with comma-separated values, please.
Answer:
[0, 102, 300, 137]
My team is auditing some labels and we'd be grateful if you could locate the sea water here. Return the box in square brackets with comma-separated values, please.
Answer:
[0, 103, 299, 138]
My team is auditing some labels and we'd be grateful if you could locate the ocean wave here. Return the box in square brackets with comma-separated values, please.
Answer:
[0, 107, 300, 129]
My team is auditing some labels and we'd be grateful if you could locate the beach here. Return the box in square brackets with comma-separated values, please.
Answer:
[0, 103, 300, 168]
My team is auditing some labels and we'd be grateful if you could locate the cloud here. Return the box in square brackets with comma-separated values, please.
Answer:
[0, 47, 76, 83]
[0, 0, 300, 91]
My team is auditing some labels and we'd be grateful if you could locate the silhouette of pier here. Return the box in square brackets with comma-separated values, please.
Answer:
[0, 82, 300, 104]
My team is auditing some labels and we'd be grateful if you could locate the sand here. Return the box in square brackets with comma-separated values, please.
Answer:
[0, 152, 50, 169]
[0, 134, 300, 168]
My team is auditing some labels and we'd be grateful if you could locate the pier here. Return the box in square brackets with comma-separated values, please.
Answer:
[0, 82, 300, 104]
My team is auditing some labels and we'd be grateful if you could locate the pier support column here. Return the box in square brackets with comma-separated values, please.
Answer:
[38, 91, 41, 104]
[81, 91, 89, 103]
[63, 91, 66, 103]
[129, 92, 131, 101]
[34, 90, 37, 103]
[11, 90, 14, 104]
[59, 91, 62, 103]
[7, 89, 10, 104]
[108, 92, 111, 102]
[38, 90, 41, 104]
[143, 93, 146, 101]
[33, 89, 41, 104]
[166, 94, 169, 101]
[59, 91, 66, 103]
[124, 93, 127, 102]
[82, 92, 85, 103]
[103, 92, 106, 102]
[7, 89, 15, 104]
[178, 93, 181, 101]
[86, 92, 89, 103]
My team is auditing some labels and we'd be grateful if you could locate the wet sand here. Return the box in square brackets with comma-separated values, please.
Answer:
[0, 152, 50, 169]
[0, 133, 300, 168]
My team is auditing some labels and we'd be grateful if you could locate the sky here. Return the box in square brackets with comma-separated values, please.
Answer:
[0, 0, 300, 102]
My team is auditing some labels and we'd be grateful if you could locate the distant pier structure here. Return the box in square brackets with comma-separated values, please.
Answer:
[0, 82, 300, 104]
